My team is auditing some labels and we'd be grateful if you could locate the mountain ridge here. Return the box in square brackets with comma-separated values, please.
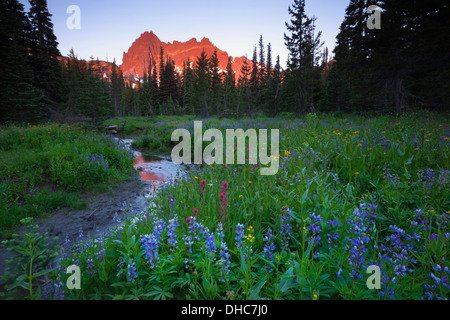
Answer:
[120, 31, 251, 80]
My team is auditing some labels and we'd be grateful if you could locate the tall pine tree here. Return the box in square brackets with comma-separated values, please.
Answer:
[334, 0, 374, 112]
[209, 49, 222, 115]
[222, 56, 236, 117]
[237, 56, 251, 118]
[194, 50, 210, 118]
[284, 0, 323, 114]
[0, 0, 43, 123]
[28, 0, 63, 106]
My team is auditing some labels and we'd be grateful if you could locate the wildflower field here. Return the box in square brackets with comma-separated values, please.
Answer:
[2, 112, 449, 300]
[0, 123, 135, 238]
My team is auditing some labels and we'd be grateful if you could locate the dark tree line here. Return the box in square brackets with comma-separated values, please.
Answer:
[327, 0, 449, 113]
[1, 0, 58, 123]
[1, 0, 448, 125]
[0, 0, 114, 125]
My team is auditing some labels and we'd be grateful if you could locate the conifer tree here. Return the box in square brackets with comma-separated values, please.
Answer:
[110, 59, 125, 116]
[182, 59, 195, 115]
[284, 0, 323, 114]
[271, 55, 283, 116]
[157, 46, 166, 106]
[258, 36, 266, 84]
[28, 0, 63, 105]
[0, 0, 43, 123]
[266, 42, 273, 79]
[164, 58, 177, 102]
[249, 46, 259, 115]
[403, 0, 449, 111]
[263, 55, 283, 116]
[237, 56, 251, 118]
[194, 50, 210, 117]
[209, 49, 222, 115]
[150, 61, 159, 107]
[139, 63, 152, 116]
[333, 0, 373, 112]
[222, 56, 236, 116]
[372, 0, 449, 112]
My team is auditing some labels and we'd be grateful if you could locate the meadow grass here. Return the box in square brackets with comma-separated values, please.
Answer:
[2, 112, 449, 300]
[0, 123, 135, 238]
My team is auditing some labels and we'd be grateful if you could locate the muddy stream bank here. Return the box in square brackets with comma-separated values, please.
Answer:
[0, 138, 188, 284]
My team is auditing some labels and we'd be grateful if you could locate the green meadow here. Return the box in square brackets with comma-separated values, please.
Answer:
[1, 112, 449, 300]
[0, 123, 135, 238]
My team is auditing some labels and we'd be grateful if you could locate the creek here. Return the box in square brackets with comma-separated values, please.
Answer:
[0, 137, 188, 282]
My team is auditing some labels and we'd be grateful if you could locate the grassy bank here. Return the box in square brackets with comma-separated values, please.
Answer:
[0, 123, 135, 238]
[2, 112, 449, 300]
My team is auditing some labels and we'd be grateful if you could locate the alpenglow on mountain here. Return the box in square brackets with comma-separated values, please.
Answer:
[120, 31, 251, 80]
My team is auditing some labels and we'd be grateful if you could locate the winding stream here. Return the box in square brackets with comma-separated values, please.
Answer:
[0, 137, 188, 282]
[122, 138, 188, 198]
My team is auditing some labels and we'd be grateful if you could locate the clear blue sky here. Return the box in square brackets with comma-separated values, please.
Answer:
[20, 0, 349, 67]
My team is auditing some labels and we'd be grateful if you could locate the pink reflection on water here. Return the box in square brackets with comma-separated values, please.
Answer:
[133, 153, 172, 193]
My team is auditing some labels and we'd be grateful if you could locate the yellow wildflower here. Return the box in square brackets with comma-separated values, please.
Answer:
[312, 291, 319, 300]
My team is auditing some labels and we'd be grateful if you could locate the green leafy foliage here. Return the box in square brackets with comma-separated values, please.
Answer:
[1, 218, 59, 300]
[0, 124, 134, 238]
[10, 113, 447, 301]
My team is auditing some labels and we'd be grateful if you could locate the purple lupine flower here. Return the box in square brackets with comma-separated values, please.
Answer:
[423, 168, 435, 188]
[205, 232, 217, 258]
[53, 281, 66, 300]
[308, 224, 322, 234]
[235, 224, 245, 249]
[326, 220, 339, 227]
[281, 214, 293, 249]
[86, 258, 96, 276]
[140, 233, 160, 269]
[219, 241, 231, 280]
[127, 260, 137, 283]
[263, 229, 276, 272]
[310, 212, 323, 222]
[167, 217, 179, 250]
[423, 263, 450, 300]
[345, 204, 377, 280]
[188, 216, 208, 242]
[216, 223, 225, 242]
[183, 235, 195, 269]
